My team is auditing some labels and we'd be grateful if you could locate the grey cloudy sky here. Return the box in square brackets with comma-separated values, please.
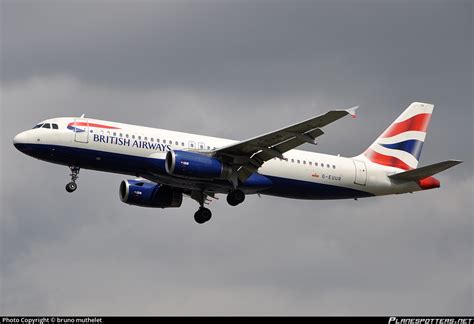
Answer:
[1, 0, 472, 315]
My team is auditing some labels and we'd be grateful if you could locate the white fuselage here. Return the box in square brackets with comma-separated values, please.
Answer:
[13, 117, 425, 200]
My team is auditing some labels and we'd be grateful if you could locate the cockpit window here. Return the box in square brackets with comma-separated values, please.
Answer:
[42, 123, 51, 129]
[33, 124, 44, 129]
[52, 124, 59, 129]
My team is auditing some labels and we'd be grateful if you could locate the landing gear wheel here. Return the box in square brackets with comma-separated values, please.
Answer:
[227, 189, 245, 206]
[194, 207, 212, 224]
[66, 182, 77, 193]
[66, 166, 80, 193]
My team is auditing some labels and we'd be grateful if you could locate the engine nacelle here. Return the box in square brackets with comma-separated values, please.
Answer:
[165, 150, 232, 179]
[119, 180, 182, 208]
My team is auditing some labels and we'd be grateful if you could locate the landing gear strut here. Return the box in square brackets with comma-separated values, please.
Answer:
[227, 189, 245, 206]
[65, 166, 80, 193]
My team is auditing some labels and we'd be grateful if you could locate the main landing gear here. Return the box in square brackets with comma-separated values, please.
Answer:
[227, 189, 245, 206]
[65, 166, 80, 193]
[191, 191, 213, 224]
[193, 189, 245, 224]
[190, 189, 246, 224]
[194, 207, 212, 224]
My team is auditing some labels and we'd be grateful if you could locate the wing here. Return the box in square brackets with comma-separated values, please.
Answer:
[213, 106, 358, 182]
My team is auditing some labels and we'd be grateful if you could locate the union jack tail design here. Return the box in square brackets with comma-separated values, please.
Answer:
[362, 102, 434, 170]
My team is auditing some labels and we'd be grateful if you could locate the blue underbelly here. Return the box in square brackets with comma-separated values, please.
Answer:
[263, 175, 373, 199]
[16, 143, 373, 199]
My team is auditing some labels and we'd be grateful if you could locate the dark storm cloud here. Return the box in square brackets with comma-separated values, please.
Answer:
[1, 0, 472, 315]
[2, 0, 471, 95]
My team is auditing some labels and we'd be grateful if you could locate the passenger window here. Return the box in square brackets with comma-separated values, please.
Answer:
[119, 133, 123, 137]
[42, 123, 51, 129]
[309, 161, 312, 166]
[138, 136, 141, 140]
[327, 164, 330, 168]
[333, 165, 336, 169]
[132, 135, 135, 139]
[303, 161, 306, 165]
[321, 163, 324, 168]
[297, 160, 300, 164]
[52, 124, 58, 129]
[157, 139, 160, 143]
[150, 138, 154, 142]
[182, 142, 185, 147]
[190, 143, 194, 148]
[144, 137, 148, 141]
[126, 134, 129, 138]
[175, 141, 178, 145]
[291, 159, 294, 163]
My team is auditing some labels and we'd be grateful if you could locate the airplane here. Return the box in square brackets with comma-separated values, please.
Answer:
[13, 102, 462, 224]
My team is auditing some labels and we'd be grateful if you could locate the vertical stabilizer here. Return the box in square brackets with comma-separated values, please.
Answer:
[361, 102, 434, 170]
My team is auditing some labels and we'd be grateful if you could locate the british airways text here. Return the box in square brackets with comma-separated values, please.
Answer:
[93, 134, 171, 151]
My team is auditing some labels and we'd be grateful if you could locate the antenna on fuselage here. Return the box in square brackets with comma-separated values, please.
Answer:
[80, 114, 85, 118]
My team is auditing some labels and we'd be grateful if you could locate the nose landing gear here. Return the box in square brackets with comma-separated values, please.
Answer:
[65, 166, 80, 193]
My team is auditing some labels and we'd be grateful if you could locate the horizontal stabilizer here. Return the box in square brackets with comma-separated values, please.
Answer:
[388, 160, 463, 181]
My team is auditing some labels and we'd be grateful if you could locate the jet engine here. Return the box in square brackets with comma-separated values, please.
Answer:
[165, 150, 232, 179]
[119, 180, 182, 208]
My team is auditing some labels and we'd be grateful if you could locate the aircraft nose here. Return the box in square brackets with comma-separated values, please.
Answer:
[13, 131, 27, 144]
[13, 131, 30, 152]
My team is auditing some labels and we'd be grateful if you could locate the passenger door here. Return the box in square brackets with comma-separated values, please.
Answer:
[74, 119, 89, 143]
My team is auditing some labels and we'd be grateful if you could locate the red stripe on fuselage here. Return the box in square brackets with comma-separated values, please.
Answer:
[382, 113, 431, 138]
[68, 122, 120, 129]
[364, 148, 412, 170]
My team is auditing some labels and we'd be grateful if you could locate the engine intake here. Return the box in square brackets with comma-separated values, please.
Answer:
[119, 180, 182, 208]
[165, 150, 232, 179]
